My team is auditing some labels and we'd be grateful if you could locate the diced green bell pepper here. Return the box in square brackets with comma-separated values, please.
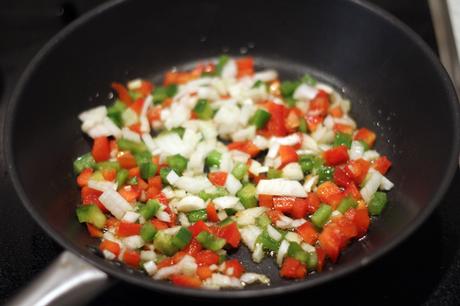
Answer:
[196, 231, 226, 251]
[116, 169, 129, 186]
[287, 242, 309, 264]
[257, 230, 280, 252]
[231, 162, 248, 181]
[237, 183, 257, 209]
[170, 127, 185, 138]
[117, 139, 148, 154]
[107, 99, 126, 127]
[73, 153, 96, 174]
[95, 161, 120, 171]
[368, 191, 388, 216]
[90, 171, 104, 181]
[167, 154, 188, 175]
[255, 213, 271, 228]
[193, 99, 214, 120]
[139, 199, 161, 220]
[172, 227, 193, 250]
[317, 166, 335, 184]
[299, 154, 323, 174]
[140, 222, 157, 242]
[127, 176, 138, 185]
[249, 109, 271, 129]
[280, 80, 300, 98]
[187, 209, 208, 223]
[311, 204, 333, 228]
[334, 132, 352, 149]
[218, 217, 234, 227]
[215, 55, 229, 76]
[76, 205, 106, 229]
[301, 74, 317, 86]
[267, 168, 282, 179]
[152, 84, 178, 104]
[299, 117, 308, 133]
[306, 251, 318, 270]
[205, 150, 222, 168]
[337, 196, 358, 214]
[160, 167, 172, 185]
[154, 231, 179, 256]
[198, 187, 228, 201]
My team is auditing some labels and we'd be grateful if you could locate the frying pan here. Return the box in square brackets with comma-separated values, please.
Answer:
[5, 0, 460, 304]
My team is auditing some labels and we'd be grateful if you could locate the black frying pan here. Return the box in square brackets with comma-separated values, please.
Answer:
[5, 0, 460, 303]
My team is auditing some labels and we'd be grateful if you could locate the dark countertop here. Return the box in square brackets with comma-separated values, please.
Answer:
[1, 1, 459, 305]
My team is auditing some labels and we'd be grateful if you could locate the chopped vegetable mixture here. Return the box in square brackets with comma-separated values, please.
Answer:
[74, 56, 393, 289]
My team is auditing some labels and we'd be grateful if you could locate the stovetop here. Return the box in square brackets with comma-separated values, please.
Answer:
[1, 1, 459, 305]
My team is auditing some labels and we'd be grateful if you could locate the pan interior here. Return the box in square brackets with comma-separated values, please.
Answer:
[6, 0, 459, 297]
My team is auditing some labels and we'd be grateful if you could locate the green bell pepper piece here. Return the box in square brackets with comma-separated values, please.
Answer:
[255, 213, 271, 228]
[236, 183, 257, 209]
[267, 168, 282, 179]
[76, 205, 106, 229]
[333, 132, 352, 148]
[249, 109, 271, 129]
[154, 231, 179, 256]
[73, 153, 96, 174]
[107, 99, 126, 127]
[368, 191, 388, 216]
[116, 169, 129, 186]
[138, 199, 161, 220]
[193, 99, 214, 120]
[166, 154, 188, 175]
[257, 230, 280, 252]
[140, 222, 157, 242]
[187, 209, 208, 223]
[172, 227, 193, 250]
[196, 231, 226, 251]
[117, 139, 148, 154]
[287, 242, 309, 265]
[205, 150, 222, 168]
[311, 204, 333, 228]
[231, 162, 248, 181]
[337, 196, 358, 214]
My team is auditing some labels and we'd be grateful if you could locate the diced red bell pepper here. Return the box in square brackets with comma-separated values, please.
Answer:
[345, 158, 370, 184]
[216, 222, 240, 248]
[236, 57, 254, 78]
[296, 221, 319, 245]
[134, 80, 154, 98]
[305, 192, 321, 214]
[117, 222, 141, 237]
[163, 70, 199, 86]
[316, 181, 342, 207]
[102, 168, 117, 181]
[334, 216, 358, 242]
[354, 128, 376, 148]
[345, 183, 362, 200]
[264, 102, 288, 137]
[111, 82, 132, 105]
[208, 171, 228, 187]
[308, 90, 330, 117]
[323, 145, 349, 166]
[227, 141, 260, 157]
[306, 115, 323, 132]
[128, 122, 142, 134]
[118, 186, 140, 203]
[92, 136, 111, 162]
[273, 196, 296, 213]
[333, 166, 353, 188]
[279, 145, 299, 168]
[86, 223, 103, 238]
[290, 198, 309, 219]
[373, 155, 392, 175]
[223, 259, 245, 278]
[148, 176, 162, 189]
[81, 186, 107, 212]
[130, 98, 145, 115]
[99, 239, 120, 257]
[266, 209, 283, 224]
[157, 257, 175, 269]
[196, 265, 213, 280]
[147, 106, 162, 122]
[146, 185, 161, 199]
[153, 192, 169, 206]
[315, 246, 326, 272]
[184, 238, 202, 257]
[318, 223, 343, 263]
[77, 168, 93, 187]
[195, 250, 219, 266]
[329, 105, 343, 118]
[206, 202, 219, 223]
[280, 257, 307, 279]
[188, 220, 211, 237]
[171, 274, 202, 288]
[123, 250, 140, 267]
[151, 218, 169, 230]
[117, 151, 137, 169]
[128, 167, 140, 178]
[105, 217, 120, 228]
[345, 208, 370, 237]
[258, 194, 273, 208]
[333, 123, 353, 135]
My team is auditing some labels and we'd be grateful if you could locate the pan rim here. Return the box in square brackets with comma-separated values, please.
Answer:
[4, 0, 460, 299]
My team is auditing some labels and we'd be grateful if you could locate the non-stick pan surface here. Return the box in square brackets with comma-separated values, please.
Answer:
[5, 0, 460, 298]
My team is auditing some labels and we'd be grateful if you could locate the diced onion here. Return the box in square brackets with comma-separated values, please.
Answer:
[99, 189, 133, 219]
[276, 240, 290, 266]
[225, 174, 242, 195]
[256, 179, 307, 198]
[176, 195, 206, 212]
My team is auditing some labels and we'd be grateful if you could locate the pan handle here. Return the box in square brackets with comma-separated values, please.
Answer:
[7, 251, 112, 306]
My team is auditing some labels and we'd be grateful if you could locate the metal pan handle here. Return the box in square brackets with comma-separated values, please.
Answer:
[7, 251, 111, 306]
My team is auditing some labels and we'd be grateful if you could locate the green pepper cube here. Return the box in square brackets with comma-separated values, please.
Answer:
[107, 99, 127, 127]
[196, 231, 226, 251]
[116, 169, 129, 186]
[267, 168, 282, 179]
[317, 166, 335, 184]
[160, 167, 172, 185]
[117, 139, 148, 154]
[215, 55, 230, 76]
[170, 127, 185, 138]
[306, 251, 318, 270]
[154, 231, 179, 256]
[299, 117, 308, 133]
[139, 199, 161, 220]
[205, 150, 222, 168]
[167, 154, 188, 175]
[301, 74, 317, 86]
[368, 191, 388, 216]
[76, 205, 106, 229]
[73, 153, 96, 174]
[96, 161, 120, 171]
[299, 155, 323, 174]
[231, 162, 249, 181]
[172, 227, 193, 250]
[334, 132, 353, 148]
[218, 217, 235, 227]
[237, 183, 258, 209]
[193, 99, 214, 120]
[198, 187, 228, 201]
[255, 213, 271, 228]
[280, 80, 300, 98]
[140, 222, 158, 242]
[249, 109, 271, 129]
[187, 209, 208, 223]
[257, 230, 280, 252]
[311, 204, 333, 228]
[337, 196, 358, 214]
[287, 242, 309, 264]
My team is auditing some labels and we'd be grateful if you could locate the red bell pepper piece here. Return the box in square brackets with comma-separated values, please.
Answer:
[279, 145, 299, 168]
[196, 266, 213, 280]
[102, 168, 117, 181]
[290, 197, 309, 219]
[345, 183, 362, 200]
[128, 122, 142, 134]
[323, 145, 349, 166]
[333, 123, 353, 135]
[208, 171, 228, 187]
[86, 223, 103, 238]
[345, 158, 370, 184]
[111, 82, 132, 105]
[333, 166, 353, 188]
[315, 246, 326, 272]
[345, 207, 370, 237]
[195, 250, 219, 266]
[123, 250, 140, 267]
[305, 192, 321, 214]
[118, 186, 140, 203]
[329, 105, 343, 118]
[354, 128, 376, 148]
[134, 80, 154, 98]
[206, 202, 219, 223]
[151, 218, 169, 230]
[236, 57, 254, 78]
[77, 168, 93, 187]
[171, 274, 202, 288]
[130, 98, 144, 115]
[117, 222, 141, 237]
[188, 220, 211, 237]
[318, 223, 343, 263]
[280, 257, 307, 279]
[223, 259, 245, 278]
[273, 196, 296, 213]
[306, 115, 323, 132]
[216, 222, 241, 248]
[308, 90, 330, 117]
[316, 181, 342, 207]
[99, 239, 120, 257]
[373, 155, 392, 175]
[81, 186, 107, 212]
[266, 209, 283, 224]
[184, 238, 202, 257]
[227, 141, 260, 157]
[92, 136, 111, 162]
[258, 194, 273, 208]
[264, 102, 288, 137]
[117, 151, 137, 169]
[296, 221, 319, 245]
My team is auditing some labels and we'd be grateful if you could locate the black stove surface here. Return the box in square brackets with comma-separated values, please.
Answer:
[1, 1, 459, 305]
